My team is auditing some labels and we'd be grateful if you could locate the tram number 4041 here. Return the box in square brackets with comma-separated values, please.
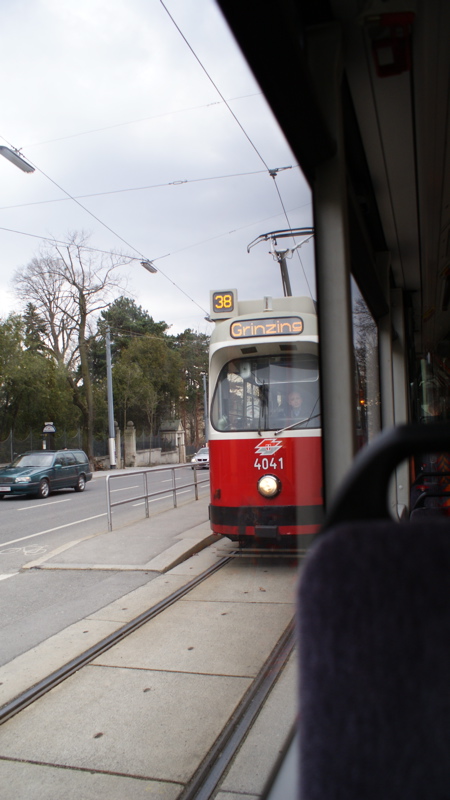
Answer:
[254, 457, 284, 470]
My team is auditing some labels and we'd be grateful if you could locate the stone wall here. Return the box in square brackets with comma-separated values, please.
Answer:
[94, 447, 179, 470]
[94, 420, 185, 470]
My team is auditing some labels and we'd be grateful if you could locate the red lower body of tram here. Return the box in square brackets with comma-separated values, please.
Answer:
[209, 434, 323, 542]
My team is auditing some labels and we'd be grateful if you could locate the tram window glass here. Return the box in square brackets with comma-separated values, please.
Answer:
[351, 279, 381, 444]
[211, 354, 320, 431]
[415, 356, 449, 424]
[410, 356, 450, 495]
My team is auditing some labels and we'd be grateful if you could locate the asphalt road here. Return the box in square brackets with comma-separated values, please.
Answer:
[0, 465, 209, 574]
[0, 465, 210, 665]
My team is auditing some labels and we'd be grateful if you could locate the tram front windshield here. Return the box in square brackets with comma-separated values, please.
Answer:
[211, 354, 320, 432]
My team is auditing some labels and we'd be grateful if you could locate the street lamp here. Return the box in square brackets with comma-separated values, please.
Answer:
[0, 146, 35, 173]
[140, 260, 157, 274]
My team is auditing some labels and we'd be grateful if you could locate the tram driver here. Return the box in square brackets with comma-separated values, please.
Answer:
[275, 386, 320, 429]
[286, 390, 304, 419]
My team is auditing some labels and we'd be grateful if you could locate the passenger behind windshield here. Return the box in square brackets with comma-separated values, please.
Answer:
[285, 390, 304, 421]
[273, 387, 321, 430]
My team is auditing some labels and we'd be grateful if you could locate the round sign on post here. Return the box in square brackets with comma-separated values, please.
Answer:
[42, 422, 56, 434]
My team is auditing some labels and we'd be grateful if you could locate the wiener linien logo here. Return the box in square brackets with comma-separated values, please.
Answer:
[254, 439, 283, 456]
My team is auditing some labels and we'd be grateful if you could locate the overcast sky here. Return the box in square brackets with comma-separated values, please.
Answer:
[0, 0, 314, 335]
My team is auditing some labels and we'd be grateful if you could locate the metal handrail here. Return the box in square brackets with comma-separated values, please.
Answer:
[105, 464, 210, 531]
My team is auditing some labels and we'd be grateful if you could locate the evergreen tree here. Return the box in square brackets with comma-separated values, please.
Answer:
[168, 329, 209, 444]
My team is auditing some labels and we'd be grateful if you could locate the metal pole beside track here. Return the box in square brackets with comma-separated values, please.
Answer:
[144, 470, 149, 518]
[106, 473, 113, 532]
[193, 466, 199, 500]
[172, 467, 177, 508]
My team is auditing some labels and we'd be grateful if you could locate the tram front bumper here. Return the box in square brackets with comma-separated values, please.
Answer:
[209, 504, 324, 539]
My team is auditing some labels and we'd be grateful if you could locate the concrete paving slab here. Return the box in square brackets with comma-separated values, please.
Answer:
[182, 556, 299, 605]
[0, 619, 122, 707]
[92, 599, 293, 677]
[86, 573, 188, 623]
[0, 760, 181, 800]
[0, 666, 251, 784]
[221, 652, 298, 796]
[215, 793, 259, 800]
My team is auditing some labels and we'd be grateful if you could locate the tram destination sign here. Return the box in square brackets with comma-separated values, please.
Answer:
[230, 316, 303, 338]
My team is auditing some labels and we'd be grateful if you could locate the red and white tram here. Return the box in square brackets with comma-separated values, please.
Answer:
[208, 289, 323, 545]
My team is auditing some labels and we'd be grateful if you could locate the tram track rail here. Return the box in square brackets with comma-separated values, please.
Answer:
[178, 617, 296, 800]
[0, 553, 234, 727]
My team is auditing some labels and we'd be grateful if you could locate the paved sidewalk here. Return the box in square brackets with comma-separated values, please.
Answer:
[24, 493, 214, 573]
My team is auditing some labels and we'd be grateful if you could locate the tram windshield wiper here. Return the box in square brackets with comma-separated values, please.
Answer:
[274, 399, 321, 436]
[274, 413, 321, 436]
[274, 416, 312, 436]
[258, 381, 269, 436]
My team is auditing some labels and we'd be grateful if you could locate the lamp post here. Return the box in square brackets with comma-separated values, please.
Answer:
[106, 325, 116, 469]
[139, 259, 158, 456]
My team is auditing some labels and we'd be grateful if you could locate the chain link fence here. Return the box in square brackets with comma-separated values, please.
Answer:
[0, 429, 109, 464]
[0, 429, 189, 464]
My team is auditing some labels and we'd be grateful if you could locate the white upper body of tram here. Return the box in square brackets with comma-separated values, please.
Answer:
[208, 290, 323, 543]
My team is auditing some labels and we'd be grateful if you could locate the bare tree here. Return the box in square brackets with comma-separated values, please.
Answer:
[352, 295, 380, 439]
[14, 231, 130, 459]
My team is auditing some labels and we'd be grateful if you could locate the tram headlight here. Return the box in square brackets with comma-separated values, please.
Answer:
[257, 474, 281, 498]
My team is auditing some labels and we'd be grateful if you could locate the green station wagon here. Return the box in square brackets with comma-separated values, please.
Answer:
[0, 450, 92, 499]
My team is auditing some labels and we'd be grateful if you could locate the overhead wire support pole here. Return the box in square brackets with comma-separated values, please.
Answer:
[247, 228, 314, 298]
[247, 228, 314, 250]
[271, 240, 293, 297]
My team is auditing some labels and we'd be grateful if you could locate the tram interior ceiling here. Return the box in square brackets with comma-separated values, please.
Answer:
[218, 0, 450, 362]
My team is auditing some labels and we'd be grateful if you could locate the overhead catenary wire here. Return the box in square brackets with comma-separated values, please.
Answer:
[159, 0, 313, 296]
[269, 172, 314, 296]
[0, 134, 209, 316]
[158, 0, 271, 171]
[0, 198, 312, 266]
[0, 135, 309, 315]
[0, 166, 297, 212]
[21, 93, 262, 149]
